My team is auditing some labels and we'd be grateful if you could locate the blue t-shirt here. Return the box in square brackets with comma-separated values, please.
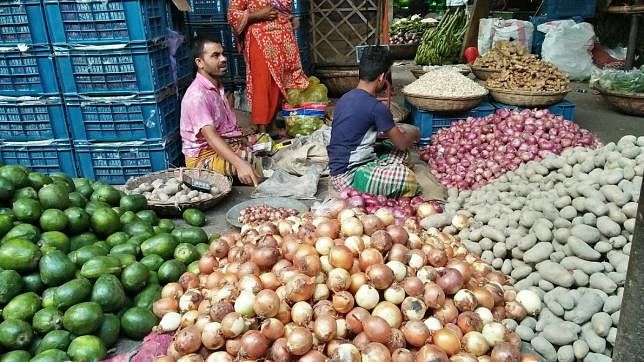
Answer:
[327, 89, 395, 176]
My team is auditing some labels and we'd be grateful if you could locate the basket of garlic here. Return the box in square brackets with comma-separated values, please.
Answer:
[402, 68, 488, 112]
[124, 168, 232, 216]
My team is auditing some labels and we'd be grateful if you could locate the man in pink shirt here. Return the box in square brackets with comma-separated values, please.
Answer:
[181, 36, 261, 186]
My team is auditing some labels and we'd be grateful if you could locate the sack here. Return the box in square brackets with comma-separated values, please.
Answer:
[478, 19, 534, 55]
[538, 20, 595, 80]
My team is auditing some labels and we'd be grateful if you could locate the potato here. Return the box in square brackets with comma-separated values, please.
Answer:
[163, 183, 180, 195]
[151, 179, 164, 188]
[178, 195, 190, 203]
[187, 190, 198, 198]
[139, 183, 154, 192]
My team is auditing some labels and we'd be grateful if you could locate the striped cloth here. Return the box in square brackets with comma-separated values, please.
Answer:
[185, 137, 263, 179]
[331, 146, 420, 198]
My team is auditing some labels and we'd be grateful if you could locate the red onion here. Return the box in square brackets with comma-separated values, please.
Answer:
[435, 268, 464, 295]
[422, 109, 600, 189]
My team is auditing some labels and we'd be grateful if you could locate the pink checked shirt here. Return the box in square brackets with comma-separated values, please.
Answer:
[180, 73, 243, 158]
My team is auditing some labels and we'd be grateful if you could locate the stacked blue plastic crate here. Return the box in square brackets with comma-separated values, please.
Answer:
[185, 0, 312, 89]
[0, 0, 76, 175]
[43, 0, 190, 184]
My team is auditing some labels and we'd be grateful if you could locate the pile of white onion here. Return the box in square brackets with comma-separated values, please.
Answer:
[152, 204, 543, 362]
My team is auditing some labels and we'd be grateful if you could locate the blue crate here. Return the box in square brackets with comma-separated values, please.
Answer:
[540, 0, 596, 19]
[0, 44, 59, 96]
[410, 102, 496, 145]
[531, 16, 583, 56]
[0, 0, 50, 45]
[44, 0, 171, 44]
[54, 41, 175, 95]
[0, 95, 69, 142]
[491, 100, 576, 121]
[186, 0, 228, 23]
[292, 0, 310, 16]
[74, 133, 182, 184]
[175, 43, 193, 81]
[0, 139, 77, 176]
[190, 23, 238, 54]
[64, 88, 180, 142]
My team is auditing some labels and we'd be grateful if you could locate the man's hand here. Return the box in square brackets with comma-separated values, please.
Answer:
[235, 161, 258, 186]
[252, 6, 278, 22]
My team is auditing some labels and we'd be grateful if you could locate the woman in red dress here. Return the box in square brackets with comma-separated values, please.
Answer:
[228, 0, 309, 135]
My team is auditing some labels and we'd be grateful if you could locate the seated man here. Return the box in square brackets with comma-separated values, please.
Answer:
[327, 46, 420, 197]
[180, 36, 262, 186]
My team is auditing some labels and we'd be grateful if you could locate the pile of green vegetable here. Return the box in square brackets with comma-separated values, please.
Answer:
[286, 76, 329, 107]
[415, 6, 469, 66]
[597, 66, 644, 94]
[0, 164, 213, 362]
[389, 15, 436, 45]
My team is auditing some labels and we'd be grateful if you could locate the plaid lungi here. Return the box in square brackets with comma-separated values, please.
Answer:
[331, 147, 420, 198]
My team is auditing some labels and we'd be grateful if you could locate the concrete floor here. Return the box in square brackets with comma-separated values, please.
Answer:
[184, 64, 644, 235]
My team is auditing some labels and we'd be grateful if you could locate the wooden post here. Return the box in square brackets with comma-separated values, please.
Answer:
[459, 0, 489, 62]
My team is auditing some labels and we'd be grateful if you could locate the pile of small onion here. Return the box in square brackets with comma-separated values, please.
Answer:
[238, 205, 299, 225]
[152, 206, 543, 362]
[420, 108, 600, 189]
[317, 188, 444, 225]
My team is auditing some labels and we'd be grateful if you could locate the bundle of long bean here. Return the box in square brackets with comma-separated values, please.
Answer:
[415, 7, 469, 66]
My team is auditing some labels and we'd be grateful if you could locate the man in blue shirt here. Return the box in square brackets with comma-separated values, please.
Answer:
[327, 46, 420, 197]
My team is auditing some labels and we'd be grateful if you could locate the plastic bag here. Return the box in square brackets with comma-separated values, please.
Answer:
[538, 20, 595, 80]
[251, 164, 324, 199]
[282, 104, 327, 137]
[478, 19, 534, 55]
[593, 67, 644, 93]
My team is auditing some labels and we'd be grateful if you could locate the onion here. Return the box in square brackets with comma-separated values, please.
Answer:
[416, 344, 449, 362]
[515, 290, 541, 316]
[374, 208, 395, 226]
[202, 322, 225, 350]
[239, 330, 269, 359]
[490, 342, 520, 362]
[453, 289, 478, 312]
[504, 301, 527, 321]
[299, 350, 327, 362]
[363, 342, 392, 362]
[291, 301, 313, 325]
[372, 301, 403, 328]
[285, 274, 315, 302]
[345, 235, 365, 255]
[423, 282, 446, 309]
[416, 203, 436, 218]
[371, 230, 393, 253]
[434, 299, 458, 325]
[424, 316, 442, 333]
[360, 248, 385, 271]
[432, 328, 460, 356]
[198, 253, 218, 274]
[363, 316, 392, 344]
[313, 315, 337, 342]
[446, 259, 473, 281]
[481, 322, 506, 347]
[427, 248, 448, 267]
[332, 291, 355, 313]
[315, 237, 335, 256]
[162, 283, 184, 299]
[225, 337, 242, 356]
[346, 307, 370, 334]
[286, 326, 313, 355]
[367, 264, 395, 290]
[313, 300, 337, 320]
[462, 331, 489, 356]
[268, 337, 291, 361]
[402, 320, 429, 347]
[361, 214, 384, 235]
[384, 284, 406, 304]
[205, 351, 233, 362]
[386, 225, 409, 244]
[327, 268, 351, 292]
[471, 287, 495, 310]
[350, 272, 368, 294]
[153, 297, 179, 318]
[355, 284, 380, 309]
[330, 245, 355, 270]
[388, 244, 410, 264]
[175, 325, 202, 355]
[260, 318, 284, 340]
[333, 343, 361, 362]
[159, 312, 181, 332]
[233, 290, 256, 317]
[316, 220, 340, 238]
[435, 268, 464, 295]
[457, 311, 483, 334]
[341, 217, 363, 237]
[392, 348, 415, 362]
[221, 312, 247, 338]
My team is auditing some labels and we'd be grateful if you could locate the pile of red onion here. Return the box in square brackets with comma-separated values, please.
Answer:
[420, 108, 600, 189]
[321, 188, 443, 223]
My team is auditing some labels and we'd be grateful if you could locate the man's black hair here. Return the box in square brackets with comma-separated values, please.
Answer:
[358, 46, 393, 82]
[192, 36, 223, 59]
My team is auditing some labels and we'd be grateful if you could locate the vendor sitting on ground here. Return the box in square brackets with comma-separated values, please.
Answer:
[327, 46, 420, 197]
[180, 36, 262, 186]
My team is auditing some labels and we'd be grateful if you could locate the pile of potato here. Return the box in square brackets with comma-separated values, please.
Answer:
[131, 177, 217, 203]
